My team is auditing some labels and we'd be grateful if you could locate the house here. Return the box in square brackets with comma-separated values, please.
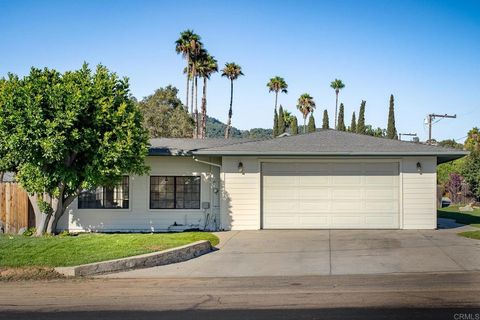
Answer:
[58, 130, 467, 232]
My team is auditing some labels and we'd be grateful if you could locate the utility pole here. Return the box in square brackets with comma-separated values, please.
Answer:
[399, 133, 417, 141]
[426, 113, 457, 143]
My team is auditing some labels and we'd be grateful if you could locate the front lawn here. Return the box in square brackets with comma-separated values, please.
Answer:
[0, 232, 219, 268]
[437, 206, 480, 228]
[458, 230, 480, 240]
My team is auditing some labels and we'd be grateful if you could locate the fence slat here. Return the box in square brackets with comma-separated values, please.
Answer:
[0, 183, 31, 234]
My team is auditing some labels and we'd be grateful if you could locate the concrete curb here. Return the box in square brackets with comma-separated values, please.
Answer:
[55, 240, 212, 277]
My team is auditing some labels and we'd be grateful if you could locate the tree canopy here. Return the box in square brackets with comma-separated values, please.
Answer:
[0, 64, 149, 234]
[139, 85, 194, 138]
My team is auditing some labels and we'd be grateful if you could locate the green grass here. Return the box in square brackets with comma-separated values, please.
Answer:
[458, 230, 480, 240]
[437, 206, 480, 228]
[0, 232, 219, 267]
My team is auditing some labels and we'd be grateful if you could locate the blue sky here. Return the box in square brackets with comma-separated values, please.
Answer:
[0, 0, 479, 141]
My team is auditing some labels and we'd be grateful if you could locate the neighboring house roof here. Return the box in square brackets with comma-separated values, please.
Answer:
[1, 172, 15, 183]
[149, 130, 468, 164]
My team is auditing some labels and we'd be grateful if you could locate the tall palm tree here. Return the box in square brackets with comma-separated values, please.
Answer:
[297, 93, 316, 133]
[330, 79, 345, 129]
[196, 53, 218, 139]
[267, 76, 288, 113]
[175, 30, 202, 113]
[221, 62, 244, 138]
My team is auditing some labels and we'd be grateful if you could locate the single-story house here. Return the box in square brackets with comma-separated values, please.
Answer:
[58, 130, 467, 232]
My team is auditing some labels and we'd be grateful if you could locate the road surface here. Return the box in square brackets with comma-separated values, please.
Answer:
[1, 272, 480, 319]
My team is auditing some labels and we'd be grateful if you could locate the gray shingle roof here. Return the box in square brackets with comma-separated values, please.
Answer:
[149, 130, 468, 163]
[149, 138, 257, 155]
[1, 172, 15, 182]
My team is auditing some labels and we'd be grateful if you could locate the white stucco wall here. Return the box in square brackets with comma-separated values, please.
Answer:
[57, 156, 221, 232]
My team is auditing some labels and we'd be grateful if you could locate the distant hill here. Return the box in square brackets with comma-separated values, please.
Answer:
[206, 116, 272, 139]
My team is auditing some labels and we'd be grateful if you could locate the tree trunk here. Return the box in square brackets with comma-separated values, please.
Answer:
[274, 91, 278, 112]
[185, 55, 190, 111]
[303, 116, 307, 134]
[201, 77, 207, 139]
[29, 193, 50, 236]
[190, 66, 195, 115]
[225, 80, 234, 139]
[334, 91, 339, 130]
[193, 76, 199, 139]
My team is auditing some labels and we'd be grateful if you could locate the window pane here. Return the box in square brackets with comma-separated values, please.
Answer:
[78, 176, 129, 209]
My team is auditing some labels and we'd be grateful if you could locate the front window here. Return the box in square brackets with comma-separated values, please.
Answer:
[78, 176, 129, 209]
[150, 176, 200, 209]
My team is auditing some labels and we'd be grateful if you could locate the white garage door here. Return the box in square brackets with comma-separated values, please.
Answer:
[262, 161, 400, 229]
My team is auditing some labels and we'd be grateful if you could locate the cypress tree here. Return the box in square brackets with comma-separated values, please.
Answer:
[273, 108, 279, 137]
[350, 111, 356, 133]
[278, 105, 286, 134]
[290, 116, 298, 135]
[387, 94, 398, 139]
[322, 109, 329, 129]
[337, 103, 346, 131]
[308, 113, 316, 133]
[356, 100, 366, 134]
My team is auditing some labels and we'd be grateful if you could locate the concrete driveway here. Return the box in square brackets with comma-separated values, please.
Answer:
[102, 227, 480, 278]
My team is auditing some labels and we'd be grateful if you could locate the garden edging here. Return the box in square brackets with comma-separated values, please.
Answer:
[54, 240, 212, 277]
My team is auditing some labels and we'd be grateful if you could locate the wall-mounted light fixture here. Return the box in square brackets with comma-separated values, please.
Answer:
[238, 162, 244, 174]
[416, 162, 422, 174]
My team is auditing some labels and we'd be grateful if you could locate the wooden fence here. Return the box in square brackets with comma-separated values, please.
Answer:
[0, 183, 35, 234]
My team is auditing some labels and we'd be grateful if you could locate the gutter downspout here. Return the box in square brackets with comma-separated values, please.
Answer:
[193, 156, 222, 168]
[193, 156, 222, 231]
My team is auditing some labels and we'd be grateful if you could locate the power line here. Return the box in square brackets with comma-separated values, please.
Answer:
[426, 113, 457, 143]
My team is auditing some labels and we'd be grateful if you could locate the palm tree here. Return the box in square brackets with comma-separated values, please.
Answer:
[196, 53, 218, 139]
[330, 79, 345, 129]
[267, 76, 288, 113]
[175, 30, 202, 113]
[221, 62, 244, 138]
[297, 93, 316, 133]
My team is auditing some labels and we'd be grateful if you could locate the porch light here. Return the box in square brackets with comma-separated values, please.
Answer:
[416, 162, 422, 173]
[238, 162, 244, 174]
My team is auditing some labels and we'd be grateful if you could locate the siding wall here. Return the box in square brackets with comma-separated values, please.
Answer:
[58, 156, 221, 232]
[58, 155, 438, 232]
[220, 157, 260, 230]
[401, 156, 437, 229]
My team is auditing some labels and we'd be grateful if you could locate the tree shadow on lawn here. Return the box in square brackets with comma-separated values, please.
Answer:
[437, 209, 480, 228]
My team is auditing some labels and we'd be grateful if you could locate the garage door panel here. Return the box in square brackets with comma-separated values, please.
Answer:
[262, 161, 399, 229]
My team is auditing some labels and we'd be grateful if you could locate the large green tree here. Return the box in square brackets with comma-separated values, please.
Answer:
[273, 108, 279, 137]
[0, 64, 149, 235]
[175, 30, 202, 112]
[356, 100, 366, 134]
[350, 111, 357, 133]
[330, 79, 345, 129]
[308, 113, 316, 133]
[387, 94, 398, 139]
[139, 86, 194, 138]
[290, 116, 299, 135]
[278, 105, 286, 135]
[322, 109, 329, 129]
[267, 76, 288, 113]
[337, 103, 346, 131]
[297, 93, 316, 133]
[221, 62, 244, 138]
